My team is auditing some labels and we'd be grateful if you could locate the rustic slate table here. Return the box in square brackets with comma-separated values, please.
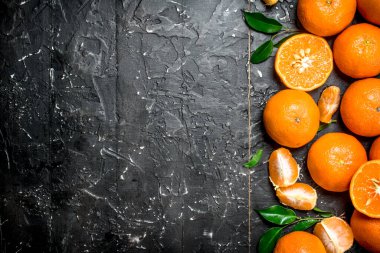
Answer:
[0, 0, 370, 252]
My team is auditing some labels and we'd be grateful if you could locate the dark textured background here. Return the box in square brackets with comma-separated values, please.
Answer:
[0, 0, 372, 252]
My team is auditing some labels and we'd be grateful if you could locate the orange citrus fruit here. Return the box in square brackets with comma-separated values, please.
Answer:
[274, 231, 326, 253]
[297, 0, 356, 37]
[307, 132, 367, 192]
[370, 137, 380, 160]
[357, 0, 380, 26]
[350, 209, 380, 252]
[263, 89, 320, 148]
[350, 160, 380, 218]
[340, 78, 380, 137]
[275, 34, 333, 91]
[276, 183, 317, 211]
[333, 23, 380, 78]
[313, 217, 354, 253]
[269, 148, 299, 188]
[318, 86, 341, 123]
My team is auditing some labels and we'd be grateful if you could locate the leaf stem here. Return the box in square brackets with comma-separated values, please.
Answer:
[284, 28, 300, 33]
[281, 216, 324, 229]
[296, 217, 325, 222]
[271, 29, 300, 40]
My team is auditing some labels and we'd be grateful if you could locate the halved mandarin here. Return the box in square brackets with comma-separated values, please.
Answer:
[275, 33, 333, 91]
[269, 148, 299, 188]
[350, 160, 380, 218]
[318, 86, 341, 123]
[276, 182, 317, 211]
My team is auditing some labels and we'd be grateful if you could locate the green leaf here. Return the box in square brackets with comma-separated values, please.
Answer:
[244, 148, 263, 168]
[319, 213, 333, 218]
[273, 33, 298, 48]
[292, 219, 318, 231]
[256, 205, 297, 225]
[258, 227, 283, 253]
[243, 11, 283, 34]
[313, 207, 329, 213]
[318, 119, 337, 132]
[250, 40, 273, 64]
[313, 207, 333, 218]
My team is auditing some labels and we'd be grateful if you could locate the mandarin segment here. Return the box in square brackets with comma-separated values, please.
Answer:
[263, 89, 320, 148]
[318, 86, 341, 123]
[269, 148, 299, 188]
[340, 78, 380, 137]
[350, 210, 380, 252]
[274, 231, 326, 253]
[333, 24, 380, 78]
[297, 0, 356, 37]
[350, 160, 380, 218]
[313, 217, 354, 253]
[274, 34, 333, 91]
[307, 132, 367, 192]
[263, 0, 278, 6]
[370, 137, 380, 160]
[276, 183, 317, 211]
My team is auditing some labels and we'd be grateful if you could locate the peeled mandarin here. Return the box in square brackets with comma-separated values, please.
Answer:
[269, 148, 299, 188]
[276, 183, 317, 211]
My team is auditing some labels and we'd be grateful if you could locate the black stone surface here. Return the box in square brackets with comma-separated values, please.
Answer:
[0, 0, 371, 252]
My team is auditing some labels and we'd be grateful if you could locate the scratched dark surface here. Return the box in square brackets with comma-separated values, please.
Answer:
[0, 0, 372, 252]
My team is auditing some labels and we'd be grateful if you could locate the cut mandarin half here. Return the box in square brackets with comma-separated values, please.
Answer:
[318, 86, 340, 123]
[313, 217, 354, 253]
[275, 33, 333, 91]
[276, 182, 317, 211]
[269, 148, 299, 188]
[350, 160, 380, 218]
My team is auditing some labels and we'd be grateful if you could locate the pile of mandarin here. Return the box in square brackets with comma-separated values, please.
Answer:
[260, 0, 380, 252]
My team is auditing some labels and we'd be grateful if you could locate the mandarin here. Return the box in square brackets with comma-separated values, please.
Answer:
[263, 89, 319, 148]
[370, 137, 380, 160]
[297, 0, 356, 37]
[333, 23, 380, 78]
[274, 231, 326, 253]
[350, 160, 380, 218]
[275, 34, 333, 91]
[351, 210, 380, 253]
[358, 0, 380, 26]
[340, 78, 380, 137]
[307, 132, 367, 192]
